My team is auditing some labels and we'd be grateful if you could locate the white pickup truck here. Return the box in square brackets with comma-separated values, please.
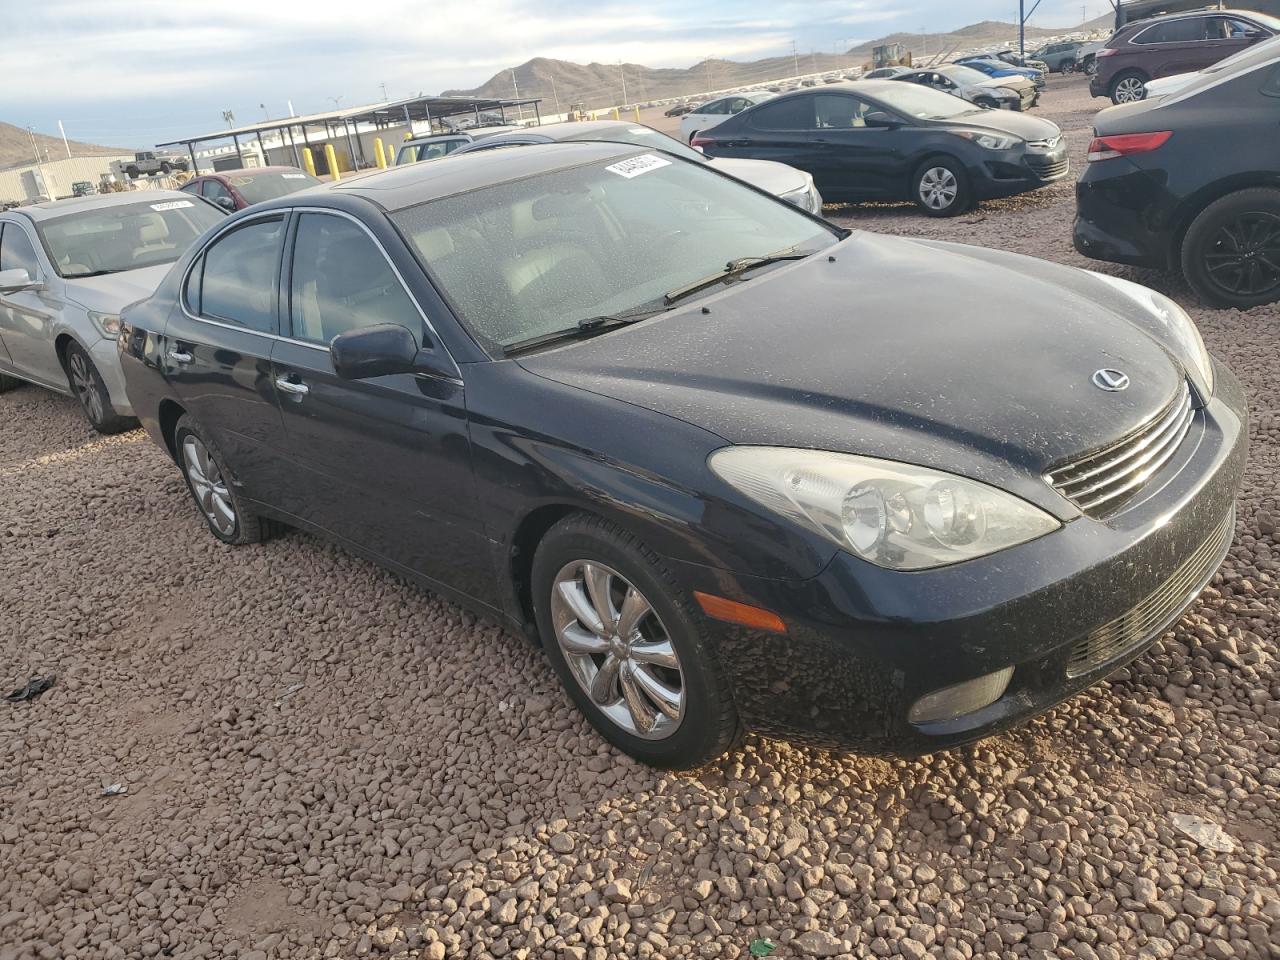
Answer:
[112, 151, 191, 180]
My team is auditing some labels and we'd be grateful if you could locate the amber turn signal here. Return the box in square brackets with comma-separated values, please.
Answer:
[693, 591, 788, 634]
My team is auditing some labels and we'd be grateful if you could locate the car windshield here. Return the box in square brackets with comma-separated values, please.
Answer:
[39, 199, 225, 277]
[873, 84, 984, 120]
[227, 170, 321, 204]
[564, 126, 705, 163]
[938, 65, 991, 84]
[392, 153, 838, 352]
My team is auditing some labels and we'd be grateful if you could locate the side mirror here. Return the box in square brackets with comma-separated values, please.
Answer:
[864, 111, 899, 128]
[331, 322, 451, 380]
[215, 196, 236, 212]
[0, 268, 39, 293]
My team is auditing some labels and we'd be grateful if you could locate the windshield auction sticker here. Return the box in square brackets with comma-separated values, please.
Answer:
[149, 200, 194, 211]
[604, 154, 672, 179]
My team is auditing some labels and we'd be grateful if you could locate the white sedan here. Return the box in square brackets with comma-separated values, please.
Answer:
[679, 91, 774, 144]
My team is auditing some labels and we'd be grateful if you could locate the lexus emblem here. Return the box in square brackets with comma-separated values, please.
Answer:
[1092, 368, 1130, 392]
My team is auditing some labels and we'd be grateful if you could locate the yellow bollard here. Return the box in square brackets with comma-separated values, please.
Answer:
[611, 107, 620, 120]
[374, 137, 387, 169]
[301, 147, 317, 177]
[324, 143, 341, 181]
[634, 106, 641, 122]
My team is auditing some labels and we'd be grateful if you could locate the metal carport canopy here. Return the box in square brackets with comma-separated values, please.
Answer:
[154, 95, 544, 151]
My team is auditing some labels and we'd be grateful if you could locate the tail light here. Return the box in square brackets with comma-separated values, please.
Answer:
[1086, 131, 1172, 162]
[691, 136, 715, 148]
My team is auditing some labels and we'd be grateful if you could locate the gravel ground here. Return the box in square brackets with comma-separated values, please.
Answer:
[3, 75, 1280, 960]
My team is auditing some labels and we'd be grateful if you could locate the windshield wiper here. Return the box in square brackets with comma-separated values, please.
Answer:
[663, 245, 815, 305]
[503, 305, 667, 356]
[63, 269, 116, 278]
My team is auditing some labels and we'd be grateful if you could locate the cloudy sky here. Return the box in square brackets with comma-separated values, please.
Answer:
[3, 0, 1112, 148]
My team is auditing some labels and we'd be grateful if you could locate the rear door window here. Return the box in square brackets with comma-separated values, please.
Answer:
[198, 217, 284, 333]
[1135, 17, 1208, 43]
[749, 96, 814, 131]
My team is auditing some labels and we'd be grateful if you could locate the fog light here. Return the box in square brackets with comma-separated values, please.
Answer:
[908, 666, 1014, 724]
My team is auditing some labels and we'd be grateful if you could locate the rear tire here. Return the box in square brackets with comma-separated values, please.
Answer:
[531, 513, 742, 769]
[1109, 70, 1147, 104]
[63, 341, 134, 434]
[1182, 187, 1280, 309]
[174, 414, 277, 545]
[125, 165, 140, 179]
[912, 157, 972, 218]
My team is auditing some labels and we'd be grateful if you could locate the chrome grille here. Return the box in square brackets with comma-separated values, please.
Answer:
[1066, 510, 1234, 677]
[1048, 383, 1194, 517]
[1027, 136, 1062, 150]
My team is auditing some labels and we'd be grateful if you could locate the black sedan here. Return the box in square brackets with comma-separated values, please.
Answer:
[120, 143, 1245, 768]
[1075, 40, 1280, 309]
[692, 80, 1068, 216]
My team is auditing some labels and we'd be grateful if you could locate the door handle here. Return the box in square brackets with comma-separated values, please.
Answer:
[168, 349, 193, 365]
[275, 376, 310, 398]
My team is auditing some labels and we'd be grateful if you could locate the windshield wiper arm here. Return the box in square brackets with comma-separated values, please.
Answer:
[504, 305, 666, 356]
[664, 245, 815, 305]
[64, 269, 115, 278]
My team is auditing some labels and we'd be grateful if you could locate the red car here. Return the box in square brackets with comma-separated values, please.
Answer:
[178, 166, 321, 211]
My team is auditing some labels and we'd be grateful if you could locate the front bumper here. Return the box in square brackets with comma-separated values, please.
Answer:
[971, 144, 1070, 200]
[89, 334, 134, 417]
[674, 362, 1247, 753]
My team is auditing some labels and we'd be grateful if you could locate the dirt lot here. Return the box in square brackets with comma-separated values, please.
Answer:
[3, 75, 1280, 960]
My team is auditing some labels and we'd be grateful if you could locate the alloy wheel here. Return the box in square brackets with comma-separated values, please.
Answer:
[182, 435, 237, 537]
[1113, 77, 1145, 103]
[68, 352, 103, 424]
[919, 167, 958, 211]
[1203, 211, 1280, 299]
[550, 560, 685, 740]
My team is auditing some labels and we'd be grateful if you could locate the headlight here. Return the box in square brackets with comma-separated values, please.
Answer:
[780, 178, 823, 214]
[709, 447, 1060, 571]
[88, 311, 122, 338]
[955, 130, 1020, 150]
[1089, 272, 1214, 396]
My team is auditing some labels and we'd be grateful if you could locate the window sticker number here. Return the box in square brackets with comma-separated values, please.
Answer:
[150, 200, 194, 211]
[604, 154, 672, 179]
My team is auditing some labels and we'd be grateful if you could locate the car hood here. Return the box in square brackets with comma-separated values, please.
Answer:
[517, 233, 1185, 513]
[706, 156, 808, 195]
[943, 109, 1060, 141]
[61, 262, 173, 314]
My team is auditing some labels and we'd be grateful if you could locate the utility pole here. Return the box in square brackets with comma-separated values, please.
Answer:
[379, 81, 389, 101]
[921, 25, 928, 61]
[27, 126, 39, 164]
[1019, 0, 1026, 57]
[57, 121, 71, 158]
[549, 75, 561, 116]
[705, 56, 713, 93]
[618, 62, 627, 106]
[510, 69, 524, 121]
[791, 40, 799, 77]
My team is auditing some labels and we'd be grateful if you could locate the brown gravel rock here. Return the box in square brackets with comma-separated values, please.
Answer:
[3, 75, 1279, 960]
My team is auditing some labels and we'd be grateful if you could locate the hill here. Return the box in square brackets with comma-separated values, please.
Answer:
[0, 121, 130, 171]
[443, 15, 1113, 111]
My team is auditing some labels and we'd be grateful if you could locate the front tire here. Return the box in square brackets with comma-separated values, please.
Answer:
[912, 157, 971, 217]
[174, 414, 275, 545]
[531, 513, 741, 768]
[63, 341, 133, 434]
[1182, 187, 1280, 309]
[1110, 71, 1147, 104]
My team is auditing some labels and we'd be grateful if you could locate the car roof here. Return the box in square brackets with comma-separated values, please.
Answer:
[483, 119, 641, 142]
[308, 141, 641, 212]
[8, 190, 195, 221]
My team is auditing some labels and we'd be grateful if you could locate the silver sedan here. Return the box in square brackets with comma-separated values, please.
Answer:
[0, 192, 224, 432]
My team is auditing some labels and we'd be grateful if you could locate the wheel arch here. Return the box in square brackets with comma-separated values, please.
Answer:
[157, 397, 187, 463]
[509, 502, 606, 635]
